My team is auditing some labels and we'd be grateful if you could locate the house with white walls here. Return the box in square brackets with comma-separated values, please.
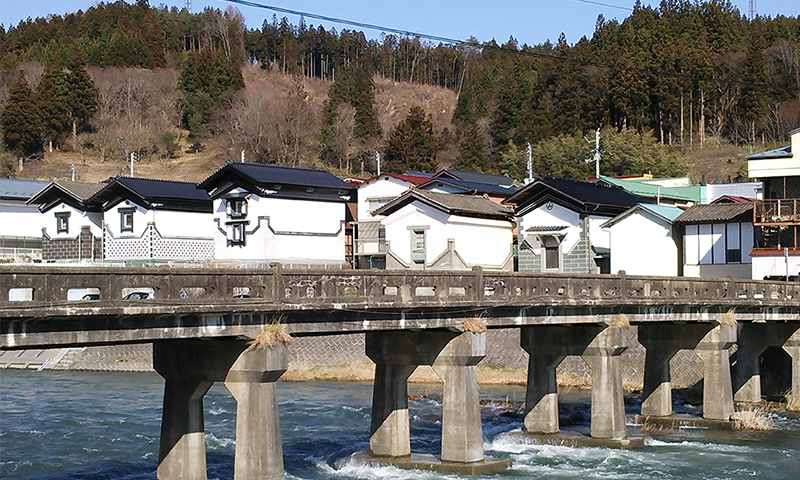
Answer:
[372, 189, 515, 270]
[601, 203, 684, 276]
[0, 178, 48, 261]
[197, 162, 356, 267]
[87, 176, 214, 262]
[748, 127, 800, 279]
[504, 176, 642, 274]
[416, 168, 519, 203]
[27, 180, 104, 262]
[674, 197, 755, 279]
[355, 172, 430, 269]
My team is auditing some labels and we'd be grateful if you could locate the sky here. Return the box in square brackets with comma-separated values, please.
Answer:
[1, 0, 799, 47]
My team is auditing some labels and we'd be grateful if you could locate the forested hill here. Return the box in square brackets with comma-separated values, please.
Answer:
[0, 0, 799, 182]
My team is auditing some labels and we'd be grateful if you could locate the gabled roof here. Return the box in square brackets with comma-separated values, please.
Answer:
[199, 162, 353, 191]
[0, 178, 48, 200]
[505, 176, 643, 216]
[597, 175, 701, 203]
[363, 173, 431, 186]
[747, 145, 791, 160]
[601, 203, 684, 229]
[417, 177, 519, 197]
[711, 195, 754, 204]
[88, 176, 212, 212]
[26, 180, 105, 212]
[433, 168, 516, 186]
[674, 202, 753, 224]
[374, 190, 514, 221]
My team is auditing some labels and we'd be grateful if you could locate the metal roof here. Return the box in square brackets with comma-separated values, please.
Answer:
[506, 176, 642, 212]
[418, 177, 519, 197]
[435, 168, 516, 186]
[747, 145, 792, 160]
[374, 190, 514, 220]
[0, 178, 48, 200]
[598, 175, 701, 203]
[90, 177, 211, 204]
[601, 203, 685, 228]
[199, 162, 353, 190]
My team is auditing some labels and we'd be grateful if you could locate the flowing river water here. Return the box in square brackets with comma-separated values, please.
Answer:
[1, 370, 799, 479]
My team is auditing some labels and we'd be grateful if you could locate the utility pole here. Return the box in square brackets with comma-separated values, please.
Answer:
[376, 151, 381, 176]
[585, 128, 601, 178]
[241, 149, 245, 163]
[130, 151, 137, 177]
[525, 143, 533, 184]
[70, 162, 75, 182]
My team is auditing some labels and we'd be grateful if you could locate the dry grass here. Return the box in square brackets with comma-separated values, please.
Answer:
[732, 407, 775, 430]
[786, 392, 800, 412]
[282, 361, 375, 382]
[462, 317, 487, 333]
[249, 322, 293, 349]
[721, 308, 738, 326]
[611, 314, 630, 328]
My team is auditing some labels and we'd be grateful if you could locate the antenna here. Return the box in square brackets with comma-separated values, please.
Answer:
[748, 0, 757, 21]
[376, 151, 381, 176]
[525, 143, 533, 184]
[185, 0, 192, 13]
[130, 151, 137, 177]
[70, 162, 75, 182]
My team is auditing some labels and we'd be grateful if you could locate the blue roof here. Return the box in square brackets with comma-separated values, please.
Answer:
[437, 168, 516, 186]
[0, 178, 48, 200]
[419, 177, 518, 197]
[747, 145, 792, 160]
[200, 162, 353, 190]
[638, 203, 685, 222]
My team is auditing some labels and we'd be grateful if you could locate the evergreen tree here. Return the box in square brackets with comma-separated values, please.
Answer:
[1, 76, 42, 158]
[36, 63, 71, 148]
[64, 60, 98, 143]
[383, 106, 438, 173]
[177, 50, 244, 136]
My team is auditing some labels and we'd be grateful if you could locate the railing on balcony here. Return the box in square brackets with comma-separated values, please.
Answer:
[754, 199, 800, 225]
[353, 221, 387, 255]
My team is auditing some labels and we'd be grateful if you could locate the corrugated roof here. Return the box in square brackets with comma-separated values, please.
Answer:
[674, 202, 753, 224]
[200, 162, 353, 190]
[374, 190, 514, 220]
[598, 175, 701, 202]
[0, 178, 49, 199]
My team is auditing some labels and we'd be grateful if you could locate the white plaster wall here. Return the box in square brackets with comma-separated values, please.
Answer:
[684, 263, 753, 280]
[46, 203, 102, 238]
[518, 203, 581, 254]
[587, 215, 612, 250]
[607, 212, 677, 276]
[105, 200, 148, 237]
[357, 177, 413, 221]
[214, 195, 346, 262]
[382, 203, 513, 268]
[752, 255, 800, 280]
[0, 200, 47, 237]
[104, 200, 214, 238]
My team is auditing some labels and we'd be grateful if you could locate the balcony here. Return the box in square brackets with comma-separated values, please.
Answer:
[754, 199, 800, 226]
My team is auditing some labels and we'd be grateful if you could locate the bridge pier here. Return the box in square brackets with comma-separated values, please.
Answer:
[154, 339, 287, 480]
[639, 323, 736, 421]
[783, 329, 800, 410]
[733, 323, 800, 403]
[365, 330, 509, 473]
[521, 325, 630, 441]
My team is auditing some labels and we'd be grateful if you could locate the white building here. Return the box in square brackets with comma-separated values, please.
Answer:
[198, 162, 355, 267]
[373, 190, 515, 271]
[27, 181, 104, 262]
[87, 176, 214, 262]
[601, 204, 684, 276]
[0, 178, 48, 261]
[674, 198, 755, 279]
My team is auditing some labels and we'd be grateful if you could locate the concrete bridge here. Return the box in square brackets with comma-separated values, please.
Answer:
[2, 265, 800, 478]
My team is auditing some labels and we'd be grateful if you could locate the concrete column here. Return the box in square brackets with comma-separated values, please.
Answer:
[432, 332, 486, 463]
[638, 324, 681, 417]
[783, 329, 800, 411]
[369, 363, 416, 457]
[695, 324, 736, 420]
[157, 379, 213, 480]
[581, 327, 628, 439]
[224, 343, 288, 480]
[733, 323, 766, 403]
[522, 353, 564, 434]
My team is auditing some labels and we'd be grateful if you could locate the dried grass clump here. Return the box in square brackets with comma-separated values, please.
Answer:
[462, 317, 487, 333]
[610, 314, 630, 328]
[249, 323, 293, 349]
[732, 407, 774, 430]
[721, 308, 738, 326]
[786, 392, 800, 412]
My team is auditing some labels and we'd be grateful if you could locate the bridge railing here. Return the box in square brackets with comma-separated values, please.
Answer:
[1, 264, 799, 306]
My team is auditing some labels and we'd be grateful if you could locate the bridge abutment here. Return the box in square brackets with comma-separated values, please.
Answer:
[154, 339, 287, 480]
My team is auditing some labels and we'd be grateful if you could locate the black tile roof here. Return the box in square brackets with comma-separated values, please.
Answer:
[199, 162, 353, 190]
[436, 168, 516, 186]
[374, 190, 514, 220]
[418, 177, 519, 197]
[674, 202, 753, 224]
[91, 176, 211, 203]
[505, 176, 642, 213]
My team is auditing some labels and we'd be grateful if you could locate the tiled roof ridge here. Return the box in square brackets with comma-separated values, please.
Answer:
[114, 176, 199, 186]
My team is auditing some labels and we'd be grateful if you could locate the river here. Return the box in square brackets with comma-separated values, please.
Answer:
[1, 370, 799, 479]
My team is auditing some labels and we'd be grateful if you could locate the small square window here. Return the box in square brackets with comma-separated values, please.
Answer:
[306, 187, 314, 193]
[120, 208, 135, 232]
[55, 212, 70, 234]
[228, 198, 247, 218]
[726, 249, 741, 263]
[231, 223, 246, 246]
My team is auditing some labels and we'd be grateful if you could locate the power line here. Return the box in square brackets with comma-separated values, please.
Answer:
[567, 0, 633, 11]
[219, 0, 792, 94]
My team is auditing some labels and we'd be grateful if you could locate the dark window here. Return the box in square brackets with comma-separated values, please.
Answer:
[120, 208, 135, 232]
[545, 245, 559, 269]
[726, 249, 742, 263]
[228, 198, 247, 218]
[55, 212, 70, 234]
[231, 223, 246, 246]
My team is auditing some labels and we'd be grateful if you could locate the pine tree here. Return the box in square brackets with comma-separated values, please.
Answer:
[64, 61, 98, 145]
[1, 77, 42, 159]
[37, 63, 71, 148]
[383, 106, 438, 173]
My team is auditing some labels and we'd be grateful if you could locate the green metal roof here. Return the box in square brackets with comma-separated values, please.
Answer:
[598, 176, 701, 203]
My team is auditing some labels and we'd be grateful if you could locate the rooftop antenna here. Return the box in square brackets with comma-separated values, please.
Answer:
[584, 127, 601, 179]
[376, 151, 381, 176]
[525, 143, 533, 184]
[748, 0, 757, 21]
[185, 0, 191, 13]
